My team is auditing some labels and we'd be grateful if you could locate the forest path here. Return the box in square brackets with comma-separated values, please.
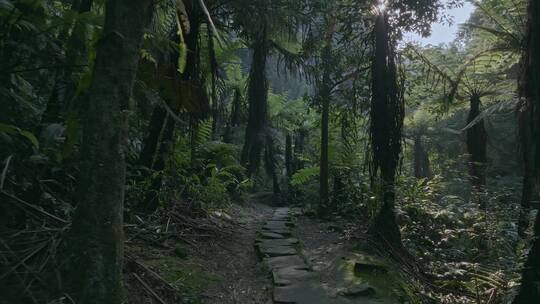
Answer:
[256, 209, 406, 304]
[199, 199, 275, 304]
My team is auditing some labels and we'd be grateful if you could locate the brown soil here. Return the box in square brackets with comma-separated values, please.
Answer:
[199, 201, 274, 304]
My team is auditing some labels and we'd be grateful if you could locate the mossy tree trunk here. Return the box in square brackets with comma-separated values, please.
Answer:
[367, 12, 404, 248]
[66, 0, 154, 303]
[514, 0, 540, 302]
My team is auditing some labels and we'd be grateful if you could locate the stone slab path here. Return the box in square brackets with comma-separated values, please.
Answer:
[256, 208, 391, 304]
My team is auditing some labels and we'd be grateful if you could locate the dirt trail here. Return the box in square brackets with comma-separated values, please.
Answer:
[200, 201, 274, 304]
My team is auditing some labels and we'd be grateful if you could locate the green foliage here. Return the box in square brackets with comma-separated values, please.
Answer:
[398, 175, 520, 303]
[291, 166, 319, 186]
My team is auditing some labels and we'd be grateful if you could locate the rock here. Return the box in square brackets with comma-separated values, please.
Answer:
[353, 261, 388, 275]
[338, 284, 376, 297]
[259, 231, 287, 239]
[263, 221, 289, 230]
[256, 238, 299, 247]
[264, 255, 308, 270]
[257, 244, 296, 257]
[262, 228, 292, 236]
[273, 266, 315, 286]
[275, 207, 291, 213]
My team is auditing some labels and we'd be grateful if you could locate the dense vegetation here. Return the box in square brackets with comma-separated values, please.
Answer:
[0, 0, 539, 303]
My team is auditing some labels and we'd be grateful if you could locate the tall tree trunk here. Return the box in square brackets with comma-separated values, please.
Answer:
[293, 129, 306, 172]
[319, 31, 332, 216]
[285, 133, 293, 178]
[367, 12, 404, 248]
[518, 0, 540, 237]
[138, 105, 167, 169]
[208, 25, 220, 140]
[41, 0, 93, 125]
[66, 0, 153, 303]
[223, 87, 242, 143]
[514, 0, 540, 302]
[241, 26, 269, 177]
[413, 134, 432, 179]
[466, 94, 487, 190]
[264, 134, 281, 197]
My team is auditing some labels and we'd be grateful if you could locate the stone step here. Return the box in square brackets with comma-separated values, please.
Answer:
[256, 238, 299, 247]
[259, 231, 288, 239]
[261, 228, 292, 236]
[272, 266, 316, 286]
[263, 221, 290, 230]
[263, 255, 308, 271]
[256, 244, 297, 258]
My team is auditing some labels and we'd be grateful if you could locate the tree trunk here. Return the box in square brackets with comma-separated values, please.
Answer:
[241, 27, 269, 177]
[466, 94, 487, 190]
[413, 134, 432, 179]
[66, 1, 153, 303]
[514, 213, 540, 303]
[367, 12, 404, 248]
[208, 25, 220, 140]
[285, 133, 293, 178]
[293, 129, 306, 172]
[264, 134, 281, 197]
[514, 0, 540, 302]
[518, 0, 540, 237]
[319, 33, 332, 216]
[138, 105, 167, 169]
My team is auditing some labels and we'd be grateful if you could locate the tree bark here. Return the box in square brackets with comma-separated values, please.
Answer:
[413, 134, 432, 179]
[223, 87, 242, 143]
[518, 0, 540, 237]
[318, 34, 332, 216]
[138, 105, 168, 169]
[367, 12, 404, 248]
[241, 26, 269, 177]
[285, 133, 293, 178]
[66, 0, 154, 303]
[466, 94, 487, 190]
[514, 0, 540, 302]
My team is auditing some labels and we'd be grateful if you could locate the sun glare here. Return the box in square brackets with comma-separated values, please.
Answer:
[377, 1, 387, 12]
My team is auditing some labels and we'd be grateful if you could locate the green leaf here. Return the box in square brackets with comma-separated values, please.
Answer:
[0, 123, 39, 148]
[291, 166, 320, 186]
[20, 130, 39, 148]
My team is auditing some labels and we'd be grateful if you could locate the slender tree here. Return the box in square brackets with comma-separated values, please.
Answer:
[65, 1, 154, 302]
[413, 133, 432, 179]
[367, 9, 404, 247]
[318, 20, 334, 216]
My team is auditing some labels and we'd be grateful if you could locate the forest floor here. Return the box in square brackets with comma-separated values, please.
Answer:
[125, 197, 275, 304]
[125, 198, 408, 304]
